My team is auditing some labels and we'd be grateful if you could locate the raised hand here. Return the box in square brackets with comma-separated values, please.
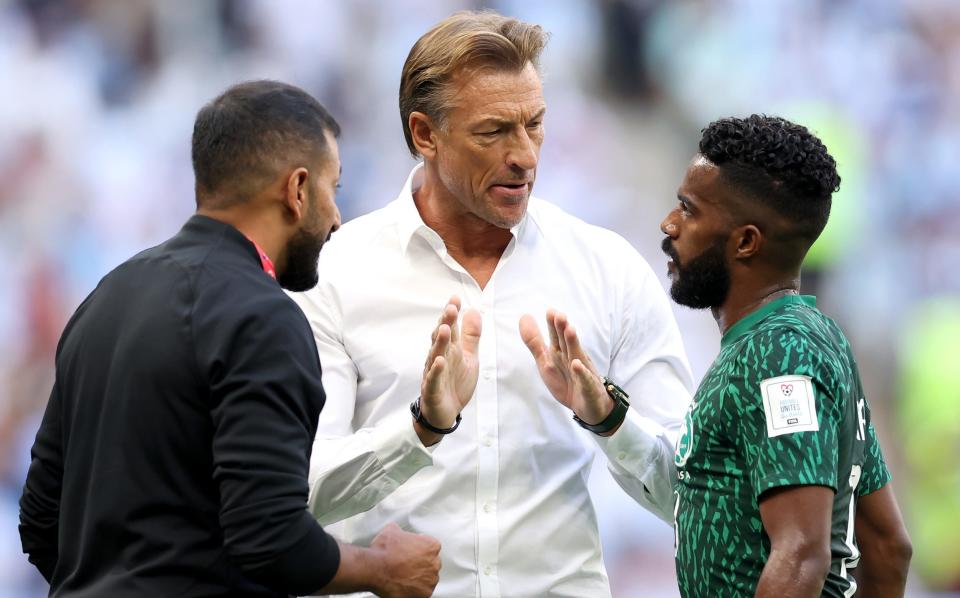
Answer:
[416, 296, 482, 445]
[519, 309, 615, 428]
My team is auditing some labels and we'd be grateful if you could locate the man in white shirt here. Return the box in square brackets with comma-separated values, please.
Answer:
[291, 10, 693, 597]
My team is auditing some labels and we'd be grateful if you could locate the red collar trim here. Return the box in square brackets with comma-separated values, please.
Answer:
[244, 236, 277, 280]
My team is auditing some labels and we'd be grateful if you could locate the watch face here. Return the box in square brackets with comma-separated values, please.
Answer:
[603, 378, 629, 404]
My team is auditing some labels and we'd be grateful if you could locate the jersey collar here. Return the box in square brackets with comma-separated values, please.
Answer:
[721, 294, 816, 348]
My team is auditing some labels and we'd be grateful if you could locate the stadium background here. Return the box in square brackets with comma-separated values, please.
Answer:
[1, 0, 958, 596]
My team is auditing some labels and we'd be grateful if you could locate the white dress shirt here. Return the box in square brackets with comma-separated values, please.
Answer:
[291, 164, 693, 597]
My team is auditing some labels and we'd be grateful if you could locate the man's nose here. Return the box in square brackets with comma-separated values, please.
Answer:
[506, 130, 538, 172]
[660, 211, 679, 237]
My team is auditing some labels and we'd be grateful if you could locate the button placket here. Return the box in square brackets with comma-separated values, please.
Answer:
[475, 281, 500, 597]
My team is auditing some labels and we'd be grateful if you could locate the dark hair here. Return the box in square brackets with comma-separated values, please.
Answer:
[699, 114, 840, 240]
[191, 80, 340, 207]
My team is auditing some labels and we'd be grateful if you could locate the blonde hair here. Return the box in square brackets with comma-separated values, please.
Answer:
[399, 10, 549, 156]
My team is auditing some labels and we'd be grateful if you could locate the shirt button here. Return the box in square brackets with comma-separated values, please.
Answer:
[483, 502, 492, 513]
[617, 452, 627, 461]
[483, 370, 492, 380]
[483, 565, 492, 576]
[483, 436, 493, 447]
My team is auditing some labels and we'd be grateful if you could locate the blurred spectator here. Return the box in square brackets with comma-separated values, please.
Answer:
[898, 298, 960, 592]
[1, 0, 958, 596]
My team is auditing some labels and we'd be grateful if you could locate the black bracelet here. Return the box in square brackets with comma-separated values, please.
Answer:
[410, 397, 462, 435]
[573, 377, 630, 435]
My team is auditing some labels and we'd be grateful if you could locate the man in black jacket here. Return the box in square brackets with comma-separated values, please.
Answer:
[18, 80, 480, 597]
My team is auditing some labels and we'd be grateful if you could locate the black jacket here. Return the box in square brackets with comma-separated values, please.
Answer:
[19, 215, 340, 597]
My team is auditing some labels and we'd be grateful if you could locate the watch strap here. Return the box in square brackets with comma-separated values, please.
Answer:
[410, 397, 461, 435]
[573, 377, 630, 435]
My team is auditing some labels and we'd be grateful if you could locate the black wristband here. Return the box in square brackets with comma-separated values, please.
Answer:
[410, 397, 461, 435]
[573, 377, 630, 435]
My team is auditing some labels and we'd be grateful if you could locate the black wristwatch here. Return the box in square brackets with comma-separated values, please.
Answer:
[573, 377, 630, 435]
[410, 397, 462, 435]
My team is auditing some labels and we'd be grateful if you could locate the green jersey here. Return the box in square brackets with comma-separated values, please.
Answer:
[674, 295, 891, 597]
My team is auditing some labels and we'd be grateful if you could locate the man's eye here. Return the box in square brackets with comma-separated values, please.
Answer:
[479, 130, 500, 136]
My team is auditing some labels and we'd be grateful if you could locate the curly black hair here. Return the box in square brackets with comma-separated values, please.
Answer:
[699, 114, 840, 240]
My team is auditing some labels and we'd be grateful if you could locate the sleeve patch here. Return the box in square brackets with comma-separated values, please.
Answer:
[760, 375, 818, 437]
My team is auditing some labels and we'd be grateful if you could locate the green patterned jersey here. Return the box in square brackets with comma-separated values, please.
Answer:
[673, 295, 891, 597]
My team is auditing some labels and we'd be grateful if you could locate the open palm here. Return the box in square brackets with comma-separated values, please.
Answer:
[519, 309, 611, 424]
[420, 297, 482, 429]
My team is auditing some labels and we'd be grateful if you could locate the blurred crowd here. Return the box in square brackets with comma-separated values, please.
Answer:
[1, 0, 958, 596]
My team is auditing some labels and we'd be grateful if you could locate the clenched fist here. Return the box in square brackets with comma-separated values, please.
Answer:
[369, 523, 441, 598]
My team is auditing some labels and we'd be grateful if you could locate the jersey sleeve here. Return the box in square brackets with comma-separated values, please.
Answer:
[734, 328, 842, 500]
[857, 420, 892, 496]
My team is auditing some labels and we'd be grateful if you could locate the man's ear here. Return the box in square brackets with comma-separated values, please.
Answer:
[283, 167, 310, 224]
[731, 224, 763, 260]
[409, 111, 440, 159]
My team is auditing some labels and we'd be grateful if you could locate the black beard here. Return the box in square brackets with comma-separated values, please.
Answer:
[661, 236, 731, 310]
[277, 227, 326, 292]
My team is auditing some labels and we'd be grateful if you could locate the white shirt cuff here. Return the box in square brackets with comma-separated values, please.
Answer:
[593, 408, 668, 478]
[309, 410, 434, 526]
[374, 409, 436, 485]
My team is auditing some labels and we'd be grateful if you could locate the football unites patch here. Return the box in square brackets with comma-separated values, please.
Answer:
[759, 375, 819, 437]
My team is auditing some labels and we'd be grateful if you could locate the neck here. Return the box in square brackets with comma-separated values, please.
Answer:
[196, 206, 286, 271]
[712, 275, 801, 335]
[414, 166, 514, 287]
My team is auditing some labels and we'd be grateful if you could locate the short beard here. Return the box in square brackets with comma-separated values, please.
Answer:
[277, 226, 326, 292]
[661, 236, 731, 309]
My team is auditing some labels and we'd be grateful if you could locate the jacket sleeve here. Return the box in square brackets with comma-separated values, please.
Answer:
[594, 242, 694, 523]
[289, 279, 434, 527]
[19, 382, 64, 582]
[194, 281, 341, 596]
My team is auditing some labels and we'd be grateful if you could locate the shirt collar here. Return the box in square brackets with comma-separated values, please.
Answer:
[720, 294, 817, 348]
[395, 163, 532, 255]
[396, 163, 432, 254]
